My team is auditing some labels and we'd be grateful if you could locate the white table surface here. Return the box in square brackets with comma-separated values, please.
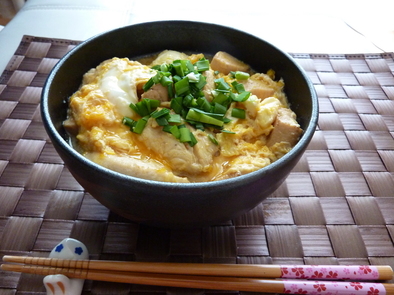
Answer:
[0, 0, 393, 75]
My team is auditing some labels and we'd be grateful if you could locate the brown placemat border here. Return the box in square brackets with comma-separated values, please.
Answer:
[0, 35, 393, 295]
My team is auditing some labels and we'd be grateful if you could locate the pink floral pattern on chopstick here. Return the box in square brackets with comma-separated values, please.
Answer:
[282, 280, 386, 295]
[280, 265, 380, 280]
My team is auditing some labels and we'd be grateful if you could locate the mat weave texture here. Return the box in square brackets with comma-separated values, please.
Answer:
[0, 36, 393, 295]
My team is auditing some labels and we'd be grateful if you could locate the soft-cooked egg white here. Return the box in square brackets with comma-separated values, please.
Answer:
[66, 52, 301, 183]
[94, 58, 155, 118]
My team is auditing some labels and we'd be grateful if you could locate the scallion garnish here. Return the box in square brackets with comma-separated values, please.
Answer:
[127, 55, 256, 146]
[234, 71, 250, 80]
[132, 116, 149, 134]
[221, 129, 236, 134]
[213, 102, 227, 115]
[179, 125, 192, 143]
[215, 78, 231, 91]
[169, 125, 181, 139]
[231, 108, 246, 119]
[186, 108, 224, 127]
[194, 74, 207, 90]
[186, 72, 200, 83]
[129, 98, 160, 117]
[232, 91, 251, 102]
[175, 77, 190, 96]
[122, 117, 135, 128]
[195, 58, 210, 72]
[160, 75, 173, 87]
[142, 78, 154, 92]
[231, 81, 246, 93]
[151, 108, 170, 119]
[155, 116, 168, 126]
[168, 114, 181, 123]
[170, 96, 183, 114]
[208, 133, 218, 145]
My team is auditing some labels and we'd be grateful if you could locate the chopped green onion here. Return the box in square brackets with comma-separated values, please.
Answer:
[129, 98, 161, 117]
[162, 124, 172, 133]
[231, 108, 246, 119]
[151, 65, 161, 70]
[160, 64, 169, 72]
[170, 96, 184, 114]
[179, 125, 192, 143]
[182, 93, 194, 107]
[175, 77, 190, 96]
[167, 84, 174, 98]
[215, 78, 231, 91]
[169, 125, 181, 139]
[194, 122, 205, 130]
[231, 81, 246, 93]
[131, 57, 254, 146]
[155, 116, 168, 126]
[133, 116, 149, 134]
[235, 71, 250, 80]
[195, 59, 210, 72]
[184, 60, 195, 72]
[208, 133, 218, 145]
[168, 113, 181, 123]
[147, 98, 160, 110]
[223, 117, 232, 124]
[194, 74, 207, 90]
[122, 117, 135, 128]
[173, 75, 182, 83]
[129, 102, 146, 116]
[177, 124, 197, 146]
[187, 72, 200, 83]
[160, 75, 173, 87]
[142, 77, 155, 92]
[197, 96, 211, 112]
[212, 91, 230, 106]
[221, 129, 236, 134]
[189, 132, 198, 147]
[152, 72, 162, 84]
[232, 91, 251, 102]
[173, 60, 185, 77]
[151, 108, 170, 119]
[213, 102, 227, 115]
[186, 108, 224, 127]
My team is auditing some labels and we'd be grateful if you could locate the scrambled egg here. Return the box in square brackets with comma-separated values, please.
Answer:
[64, 51, 303, 183]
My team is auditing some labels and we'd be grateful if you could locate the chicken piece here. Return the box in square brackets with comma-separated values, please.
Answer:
[266, 108, 303, 147]
[85, 152, 189, 183]
[202, 69, 216, 101]
[191, 129, 219, 169]
[210, 51, 250, 75]
[141, 83, 169, 102]
[137, 119, 217, 175]
[241, 76, 275, 100]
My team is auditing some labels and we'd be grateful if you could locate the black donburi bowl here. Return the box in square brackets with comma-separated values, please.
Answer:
[41, 21, 318, 228]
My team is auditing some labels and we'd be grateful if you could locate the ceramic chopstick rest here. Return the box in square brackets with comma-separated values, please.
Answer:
[43, 238, 89, 295]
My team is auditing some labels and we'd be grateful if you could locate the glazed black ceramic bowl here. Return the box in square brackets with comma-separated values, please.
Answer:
[41, 21, 318, 228]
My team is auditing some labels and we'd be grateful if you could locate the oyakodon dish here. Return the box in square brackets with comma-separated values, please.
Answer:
[64, 50, 303, 183]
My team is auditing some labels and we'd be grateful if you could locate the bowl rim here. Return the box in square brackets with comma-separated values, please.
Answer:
[41, 20, 319, 189]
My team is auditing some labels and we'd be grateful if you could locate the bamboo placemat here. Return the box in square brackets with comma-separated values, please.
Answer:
[0, 36, 393, 295]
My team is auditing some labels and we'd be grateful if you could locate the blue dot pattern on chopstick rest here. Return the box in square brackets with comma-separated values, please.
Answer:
[54, 243, 84, 256]
[55, 244, 64, 252]
[74, 247, 83, 255]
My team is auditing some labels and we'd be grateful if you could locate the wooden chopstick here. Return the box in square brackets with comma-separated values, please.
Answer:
[2, 263, 394, 295]
[2, 255, 393, 281]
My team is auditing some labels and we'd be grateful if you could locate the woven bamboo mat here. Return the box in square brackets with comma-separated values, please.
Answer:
[0, 35, 393, 295]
